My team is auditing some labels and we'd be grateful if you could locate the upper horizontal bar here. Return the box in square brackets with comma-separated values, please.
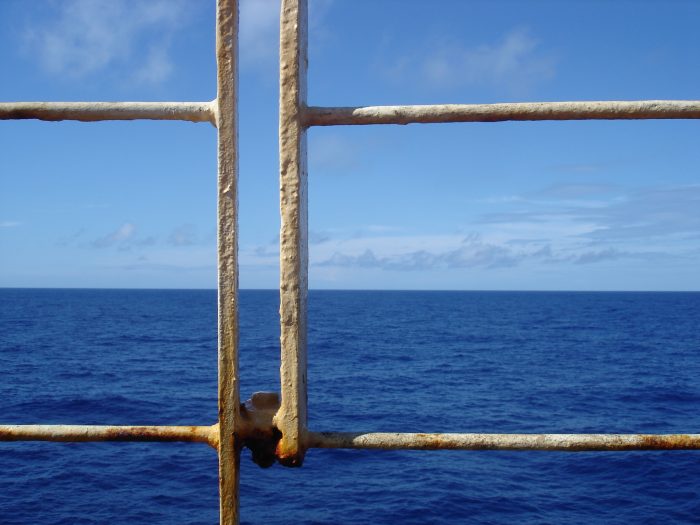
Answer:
[0, 101, 215, 125]
[0, 424, 217, 448]
[305, 100, 700, 127]
[307, 432, 700, 451]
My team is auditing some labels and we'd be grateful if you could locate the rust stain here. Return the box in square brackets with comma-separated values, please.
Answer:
[245, 427, 282, 468]
[638, 434, 695, 450]
[415, 433, 451, 450]
[236, 392, 289, 467]
[0, 425, 217, 446]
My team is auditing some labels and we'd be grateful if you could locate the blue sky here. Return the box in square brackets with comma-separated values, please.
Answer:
[1, 0, 699, 290]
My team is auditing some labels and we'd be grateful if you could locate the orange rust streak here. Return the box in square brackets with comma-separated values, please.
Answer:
[0, 424, 218, 448]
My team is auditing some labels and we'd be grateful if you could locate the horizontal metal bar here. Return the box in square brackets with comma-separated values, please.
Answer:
[0, 424, 217, 448]
[0, 101, 216, 125]
[305, 100, 700, 126]
[307, 432, 700, 451]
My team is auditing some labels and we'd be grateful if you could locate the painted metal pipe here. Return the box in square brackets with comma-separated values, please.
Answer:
[0, 101, 215, 125]
[275, 0, 309, 468]
[305, 100, 700, 127]
[0, 424, 216, 447]
[307, 432, 700, 451]
[215, 0, 241, 523]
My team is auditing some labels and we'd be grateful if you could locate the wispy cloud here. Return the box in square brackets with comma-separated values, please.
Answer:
[90, 223, 136, 248]
[573, 248, 637, 265]
[584, 185, 700, 241]
[318, 238, 523, 271]
[0, 221, 21, 228]
[388, 28, 556, 95]
[310, 182, 698, 273]
[240, 0, 333, 67]
[310, 230, 331, 244]
[62, 222, 214, 251]
[167, 224, 199, 247]
[482, 184, 700, 243]
[24, 0, 189, 84]
[317, 235, 513, 271]
[88, 222, 157, 250]
[315, 234, 666, 272]
[130, 45, 173, 85]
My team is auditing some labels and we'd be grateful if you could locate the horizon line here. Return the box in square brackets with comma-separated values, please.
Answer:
[1, 286, 699, 293]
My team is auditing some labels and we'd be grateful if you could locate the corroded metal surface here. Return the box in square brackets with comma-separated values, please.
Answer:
[307, 432, 700, 451]
[275, 0, 309, 468]
[216, 0, 240, 523]
[0, 101, 215, 125]
[305, 100, 700, 126]
[4, 4, 700, 524]
[240, 392, 282, 468]
[4, 426, 699, 454]
[0, 424, 217, 447]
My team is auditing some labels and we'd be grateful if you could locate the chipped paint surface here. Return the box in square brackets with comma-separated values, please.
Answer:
[0, 424, 217, 447]
[215, 0, 240, 523]
[240, 392, 282, 468]
[307, 432, 700, 451]
[4, 1, 700, 522]
[0, 101, 215, 125]
[305, 100, 700, 127]
[275, 0, 309, 468]
[3, 425, 700, 454]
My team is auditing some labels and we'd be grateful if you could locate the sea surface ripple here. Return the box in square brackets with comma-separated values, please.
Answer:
[1, 289, 699, 524]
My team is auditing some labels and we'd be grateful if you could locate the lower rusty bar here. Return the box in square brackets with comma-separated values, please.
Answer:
[307, 432, 700, 451]
[305, 100, 700, 127]
[0, 101, 215, 125]
[0, 424, 217, 447]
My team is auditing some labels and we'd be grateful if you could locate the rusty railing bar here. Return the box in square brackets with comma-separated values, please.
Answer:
[307, 432, 700, 451]
[274, 0, 309, 468]
[216, 0, 241, 523]
[304, 100, 700, 127]
[0, 424, 217, 447]
[0, 101, 216, 125]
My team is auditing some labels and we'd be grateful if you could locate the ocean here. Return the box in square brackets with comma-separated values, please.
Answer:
[1, 288, 699, 524]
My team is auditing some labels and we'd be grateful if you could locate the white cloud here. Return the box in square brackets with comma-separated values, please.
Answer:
[90, 222, 136, 248]
[0, 221, 21, 228]
[312, 230, 667, 272]
[131, 45, 174, 85]
[389, 28, 555, 95]
[25, 0, 189, 84]
[306, 180, 700, 273]
[482, 184, 700, 244]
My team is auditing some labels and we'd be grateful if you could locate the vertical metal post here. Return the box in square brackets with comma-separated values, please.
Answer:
[216, 0, 240, 523]
[276, 0, 309, 467]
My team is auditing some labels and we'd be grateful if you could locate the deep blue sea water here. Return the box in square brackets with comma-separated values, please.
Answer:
[1, 288, 700, 524]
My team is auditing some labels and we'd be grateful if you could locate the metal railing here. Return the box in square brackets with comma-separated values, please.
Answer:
[2, 0, 700, 523]
[0, 0, 241, 522]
